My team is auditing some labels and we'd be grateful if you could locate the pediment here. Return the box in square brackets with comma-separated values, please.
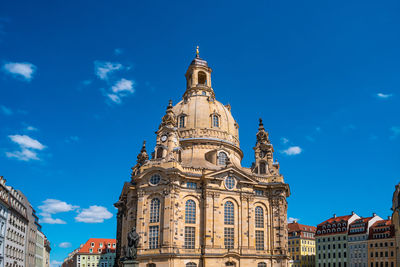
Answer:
[206, 166, 258, 185]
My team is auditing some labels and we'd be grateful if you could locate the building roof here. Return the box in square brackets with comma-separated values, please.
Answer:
[368, 219, 395, 239]
[315, 214, 358, 236]
[77, 238, 116, 254]
[317, 214, 353, 227]
[288, 222, 316, 233]
[348, 216, 374, 235]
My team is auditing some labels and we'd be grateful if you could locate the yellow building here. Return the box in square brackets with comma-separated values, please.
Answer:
[367, 219, 396, 267]
[115, 49, 291, 267]
[288, 222, 316, 267]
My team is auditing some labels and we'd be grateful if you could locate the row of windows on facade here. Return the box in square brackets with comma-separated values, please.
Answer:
[318, 236, 347, 242]
[78, 255, 115, 260]
[318, 263, 396, 267]
[291, 255, 315, 261]
[318, 243, 347, 250]
[289, 246, 315, 253]
[8, 215, 26, 233]
[319, 228, 348, 234]
[289, 240, 315, 245]
[178, 114, 220, 129]
[369, 251, 394, 258]
[6, 228, 24, 246]
[148, 198, 268, 250]
[318, 252, 347, 259]
[5, 245, 24, 261]
[369, 242, 394, 248]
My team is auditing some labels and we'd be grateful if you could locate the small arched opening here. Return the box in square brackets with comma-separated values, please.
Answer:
[259, 161, 266, 174]
[198, 71, 207, 85]
[156, 148, 163, 159]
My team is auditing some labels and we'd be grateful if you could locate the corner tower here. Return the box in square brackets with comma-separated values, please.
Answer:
[115, 48, 290, 267]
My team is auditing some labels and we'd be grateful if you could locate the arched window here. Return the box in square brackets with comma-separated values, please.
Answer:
[218, 152, 228, 165]
[255, 206, 264, 228]
[258, 263, 267, 267]
[179, 116, 185, 128]
[150, 198, 160, 223]
[225, 262, 235, 266]
[212, 115, 219, 127]
[224, 201, 234, 225]
[156, 148, 163, 159]
[198, 71, 207, 85]
[259, 162, 266, 174]
[185, 200, 196, 224]
[186, 263, 197, 267]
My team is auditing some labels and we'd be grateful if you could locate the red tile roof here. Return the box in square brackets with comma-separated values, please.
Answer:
[288, 222, 316, 233]
[77, 238, 116, 254]
[369, 219, 395, 239]
[315, 214, 355, 236]
[317, 215, 352, 227]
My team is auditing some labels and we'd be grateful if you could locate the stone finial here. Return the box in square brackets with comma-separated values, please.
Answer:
[160, 100, 176, 128]
[136, 140, 149, 166]
[196, 45, 199, 58]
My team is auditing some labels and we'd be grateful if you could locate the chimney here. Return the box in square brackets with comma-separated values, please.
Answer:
[372, 213, 377, 217]
[388, 216, 392, 220]
[333, 214, 337, 218]
[351, 211, 355, 215]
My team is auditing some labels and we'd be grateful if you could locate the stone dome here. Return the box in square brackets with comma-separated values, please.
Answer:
[172, 94, 240, 148]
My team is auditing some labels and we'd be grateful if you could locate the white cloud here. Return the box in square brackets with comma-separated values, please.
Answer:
[280, 137, 289, 144]
[94, 61, 122, 80]
[39, 199, 79, 216]
[26, 126, 38, 131]
[6, 134, 45, 161]
[38, 199, 79, 225]
[40, 217, 66, 224]
[376, 93, 393, 99]
[59, 242, 72, 248]
[6, 148, 39, 161]
[288, 217, 300, 223]
[75, 205, 113, 223]
[50, 260, 63, 267]
[390, 126, 400, 140]
[107, 94, 121, 104]
[0, 105, 12, 115]
[8, 134, 45, 150]
[3, 62, 36, 81]
[114, 48, 123, 55]
[281, 146, 302, 156]
[111, 78, 134, 93]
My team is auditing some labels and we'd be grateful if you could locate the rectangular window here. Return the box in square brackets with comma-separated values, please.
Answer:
[255, 190, 263, 196]
[224, 228, 234, 249]
[149, 226, 159, 249]
[184, 226, 195, 249]
[186, 182, 197, 189]
[255, 230, 264, 250]
[179, 116, 185, 128]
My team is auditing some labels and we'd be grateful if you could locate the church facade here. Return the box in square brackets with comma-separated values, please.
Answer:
[115, 51, 290, 267]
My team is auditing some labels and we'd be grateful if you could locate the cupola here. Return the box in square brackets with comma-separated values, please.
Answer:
[184, 46, 214, 100]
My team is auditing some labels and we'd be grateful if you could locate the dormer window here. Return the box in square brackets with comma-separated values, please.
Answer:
[91, 242, 95, 247]
[179, 115, 186, 128]
[212, 115, 219, 127]
[259, 162, 266, 174]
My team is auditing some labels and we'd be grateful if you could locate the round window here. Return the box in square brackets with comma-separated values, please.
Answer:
[225, 176, 235, 190]
[149, 174, 161, 185]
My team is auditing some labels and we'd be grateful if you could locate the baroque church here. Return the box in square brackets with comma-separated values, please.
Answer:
[115, 49, 291, 267]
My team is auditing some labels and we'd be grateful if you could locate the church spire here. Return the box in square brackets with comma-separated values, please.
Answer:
[136, 140, 149, 166]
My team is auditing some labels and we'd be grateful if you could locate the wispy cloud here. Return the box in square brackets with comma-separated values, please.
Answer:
[38, 199, 79, 224]
[376, 93, 393, 99]
[50, 260, 63, 267]
[390, 126, 400, 140]
[280, 137, 289, 144]
[3, 62, 36, 81]
[6, 134, 46, 161]
[107, 78, 135, 104]
[26, 125, 38, 131]
[114, 48, 123, 55]
[288, 217, 300, 223]
[94, 61, 122, 80]
[0, 105, 12, 115]
[59, 242, 72, 248]
[75, 205, 113, 223]
[281, 146, 302, 156]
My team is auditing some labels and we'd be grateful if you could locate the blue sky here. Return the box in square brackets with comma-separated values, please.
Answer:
[0, 0, 399, 265]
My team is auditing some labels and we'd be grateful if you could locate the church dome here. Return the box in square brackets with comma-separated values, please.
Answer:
[172, 95, 239, 147]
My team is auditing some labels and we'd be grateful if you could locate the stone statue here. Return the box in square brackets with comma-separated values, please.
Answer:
[125, 227, 140, 260]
